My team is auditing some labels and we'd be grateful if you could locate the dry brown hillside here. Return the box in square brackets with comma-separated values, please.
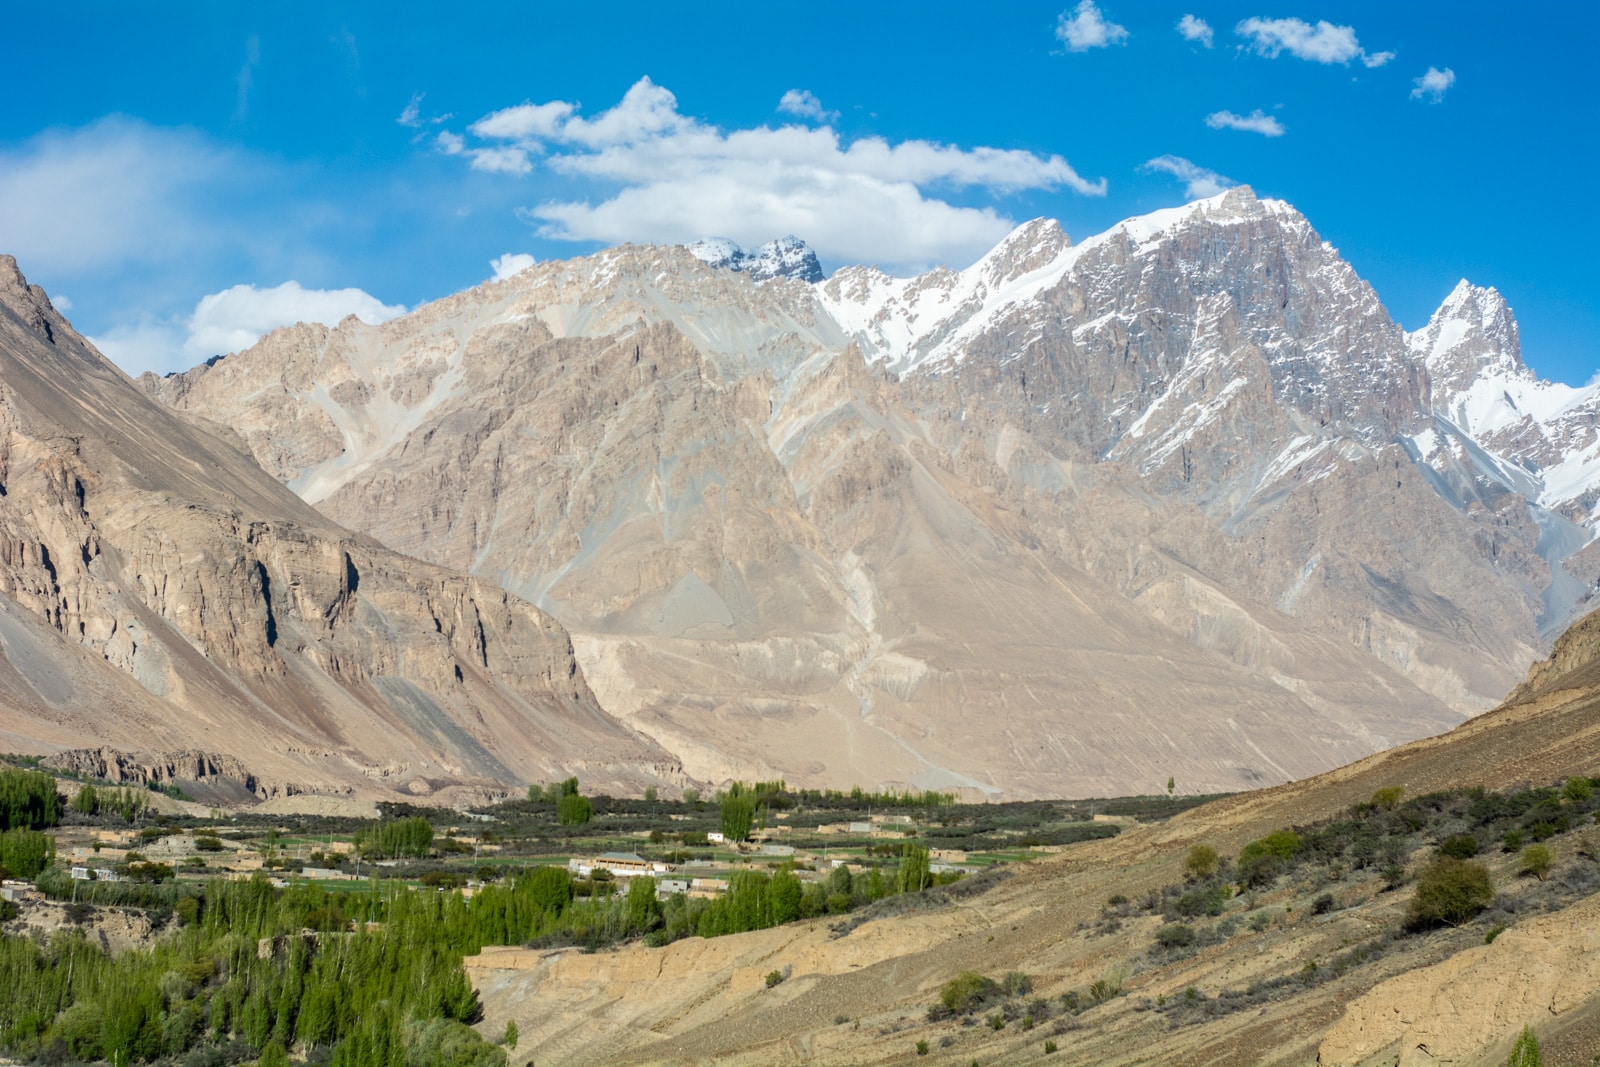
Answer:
[471, 608, 1600, 1066]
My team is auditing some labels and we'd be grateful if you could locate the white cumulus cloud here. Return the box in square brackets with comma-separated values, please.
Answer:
[1411, 66, 1456, 102]
[186, 281, 405, 358]
[1205, 109, 1286, 137]
[92, 281, 405, 372]
[1235, 17, 1392, 67]
[1056, 1, 1130, 52]
[778, 89, 838, 123]
[1177, 14, 1214, 47]
[443, 77, 1106, 274]
[490, 252, 537, 281]
[1142, 156, 1237, 199]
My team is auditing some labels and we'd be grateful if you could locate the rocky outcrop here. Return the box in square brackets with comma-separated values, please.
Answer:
[1319, 893, 1600, 1066]
[42, 748, 263, 795]
[0, 254, 680, 801]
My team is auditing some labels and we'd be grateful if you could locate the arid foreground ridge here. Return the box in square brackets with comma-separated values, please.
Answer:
[465, 606, 1600, 1066]
[0, 255, 681, 804]
[140, 186, 1597, 797]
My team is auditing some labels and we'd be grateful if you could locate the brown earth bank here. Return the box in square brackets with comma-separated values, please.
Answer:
[468, 608, 1600, 1065]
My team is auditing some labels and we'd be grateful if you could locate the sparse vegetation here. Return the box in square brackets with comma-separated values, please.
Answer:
[1506, 1024, 1542, 1067]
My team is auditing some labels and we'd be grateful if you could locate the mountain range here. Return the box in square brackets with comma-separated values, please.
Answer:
[102, 185, 1595, 799]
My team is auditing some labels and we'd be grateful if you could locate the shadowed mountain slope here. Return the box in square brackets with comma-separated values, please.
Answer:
[0, 254, 679, 802]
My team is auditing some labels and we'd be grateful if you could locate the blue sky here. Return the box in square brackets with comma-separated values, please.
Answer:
[1, 2, 1595, 382]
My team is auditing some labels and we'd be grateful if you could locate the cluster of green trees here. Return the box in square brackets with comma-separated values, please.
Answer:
[71, 783, 150, 821]
[421, 842, 943, 953]
[525, 777, 593, 826]
[719, 784, 759, 842]
[0, 828, 55, 879]
[792, 785, 958, 808]
[0, 768, 59, 830]
[0, 877, 506, 1066]
[353, 816, 434, 860]
[713, 780, 960, 843]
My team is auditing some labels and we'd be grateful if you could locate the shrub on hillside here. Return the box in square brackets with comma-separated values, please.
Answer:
[938, 971, 1000, 1014]
[1518, 844, 1553, 881]
[1183, 844, 1219, 881]
[1237, 830, 1301, 888]
[1406, 857, 1494, 929]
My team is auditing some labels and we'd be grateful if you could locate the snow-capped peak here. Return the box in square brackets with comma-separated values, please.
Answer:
[815, 186, 1318, 377]
[1405, 278, 1600, 519]
[686, 235, 825, 283]
[1410, 280, 1524, 400]
[686, 237, 742, 267]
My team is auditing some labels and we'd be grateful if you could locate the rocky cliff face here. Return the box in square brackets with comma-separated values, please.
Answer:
[0, 255, 679, 802]
[139, 189, 1579, 798]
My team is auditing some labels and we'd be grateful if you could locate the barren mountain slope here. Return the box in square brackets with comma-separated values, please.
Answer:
[0, 254, 679, 802]
[141, 226, 1472, 797]
[468, 607, 1600, 1067]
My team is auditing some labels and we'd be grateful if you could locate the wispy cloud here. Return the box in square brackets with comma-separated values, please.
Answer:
[1056, 1, 1129, 52]
[1205, 109, 1286, 137]
[234, 34, 260, 122]
[1411, 67, 1456, 103]
[777, 89, 839, 123]
[1177, 14, 1214, 47]
[0, 118, 232, 275]
[1143, 156, 1236, 199]
[442, 77, 1106, 273]
[1235, 17, 1392, 67]
[398, 91, 452, 129]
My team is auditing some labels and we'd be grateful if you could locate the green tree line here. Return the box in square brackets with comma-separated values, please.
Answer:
[0, 768, 59, 831]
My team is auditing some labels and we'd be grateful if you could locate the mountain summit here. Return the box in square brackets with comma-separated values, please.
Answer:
[686, 235, 826, 282]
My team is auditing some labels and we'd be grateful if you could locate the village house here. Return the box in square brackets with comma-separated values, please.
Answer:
[568, 852, 674, 878]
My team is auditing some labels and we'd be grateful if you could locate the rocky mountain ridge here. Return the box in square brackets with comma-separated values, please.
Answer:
[0, 254, 681, 802]
[133, 185, 1596, 798]
[686, 235, 826, 283]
